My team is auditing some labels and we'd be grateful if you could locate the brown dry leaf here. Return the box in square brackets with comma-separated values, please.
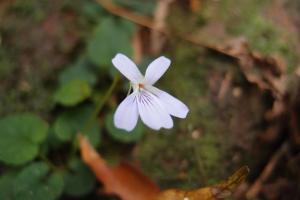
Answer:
[79, 135, 249, 200]
[79, 134, 160, 200]
[216, 38, 288, 120]
[216, 38, 286, 97]
[156, 166, 249, 200]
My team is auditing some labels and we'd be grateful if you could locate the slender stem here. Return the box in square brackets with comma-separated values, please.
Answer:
[83, 75, 120, 134]
[70, 75, 120, 156]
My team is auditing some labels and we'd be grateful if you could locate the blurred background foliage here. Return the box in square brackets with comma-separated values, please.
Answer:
[0, 0, 300, 199]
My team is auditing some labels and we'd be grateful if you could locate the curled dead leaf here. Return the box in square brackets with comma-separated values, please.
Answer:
[79, 134, 160, 200]
[216, 38, 286, 97]
[156, 166, 249, 200]
[215, 38, 288, 120]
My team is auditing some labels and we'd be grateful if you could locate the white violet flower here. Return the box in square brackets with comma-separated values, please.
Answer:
[112, 53, 189, 132]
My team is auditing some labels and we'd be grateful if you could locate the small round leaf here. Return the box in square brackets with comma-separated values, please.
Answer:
[63, 158, 96, 196]
[0, 113, 49, 165]
[13, 162, 64, 200]
[0, 172, 16, 200]
[59, 59, 97, 86]
[87, 17, 134, 67]
[54, 79, 91, 106]
[54, 105, 101, 147]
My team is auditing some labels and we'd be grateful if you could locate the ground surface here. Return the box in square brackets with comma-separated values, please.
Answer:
[0, 0, 299, 199]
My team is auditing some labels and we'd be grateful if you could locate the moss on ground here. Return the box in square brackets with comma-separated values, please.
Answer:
[201, 0, 298, 72]
[1, 0, 299, 195]
[137, 0, 299, 190]
[137, 42, 228, 188]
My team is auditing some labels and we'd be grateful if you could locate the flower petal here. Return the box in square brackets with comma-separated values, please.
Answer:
[112, 53, 143, 83]
[148, 86, 189, 118]
[114, 92, 139, 132]
[137, 90, 173, 130]
[144, 56, 171, 85]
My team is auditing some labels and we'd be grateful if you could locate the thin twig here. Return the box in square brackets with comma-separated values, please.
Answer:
[218, 71, 233, 101]
[96, 0, 155, 30]
[132, 29, 143, 63]
[151, 0, 174, 55]
[246, 141, 288, 198]
[95, 0, 219, 52]
[83, 74, 120, 134]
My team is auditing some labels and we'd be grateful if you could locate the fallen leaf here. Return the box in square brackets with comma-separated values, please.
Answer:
[216, 38, 286, 97]
[79, 134, 160, 200]
[156, 166, 249, 200]
[79, 135, 249, 200]
[215, 38, 288, 120]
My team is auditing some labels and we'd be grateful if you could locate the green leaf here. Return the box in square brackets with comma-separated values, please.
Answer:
[13, 162, 64, 200]
[0, 172, 16, 200]
[63, 158, 96, 196]
[87, 17, 134, 67]
[53, 105, 101, 147]
[54, 79, 92, 106]
[59, 59, 97, 86]
[0, 113, 49, 165]
[105, 112, 144, 143]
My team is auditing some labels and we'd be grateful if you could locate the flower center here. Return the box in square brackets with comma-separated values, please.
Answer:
[138, 83, 144, 89]
[132, 82, 146, 92]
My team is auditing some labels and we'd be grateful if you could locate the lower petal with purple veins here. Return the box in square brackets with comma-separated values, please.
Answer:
[137, 91, 173, 130]
[114, 92, 139, 132]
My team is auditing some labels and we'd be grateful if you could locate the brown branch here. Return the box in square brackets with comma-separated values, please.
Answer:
[132, 30, 143, 64]
[95, 0, 220, 52]
[246, 142, 288, 198]
[96, 0, 156, 30]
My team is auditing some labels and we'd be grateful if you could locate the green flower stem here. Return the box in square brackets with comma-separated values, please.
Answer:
[83, 74, 120, 134]
[71, 75, 120, 155]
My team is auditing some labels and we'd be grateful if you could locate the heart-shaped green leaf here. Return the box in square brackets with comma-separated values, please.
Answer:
[0, 113, 48, 165]
[63, 158, 96, 196]
[59, 58, 97, 86]
[0, 172, 16, 200]
[87, 17, 134, 68]
[54, 105, 101, 147]
[54, 79, 92, 106]
[13, 162, 64, 200]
